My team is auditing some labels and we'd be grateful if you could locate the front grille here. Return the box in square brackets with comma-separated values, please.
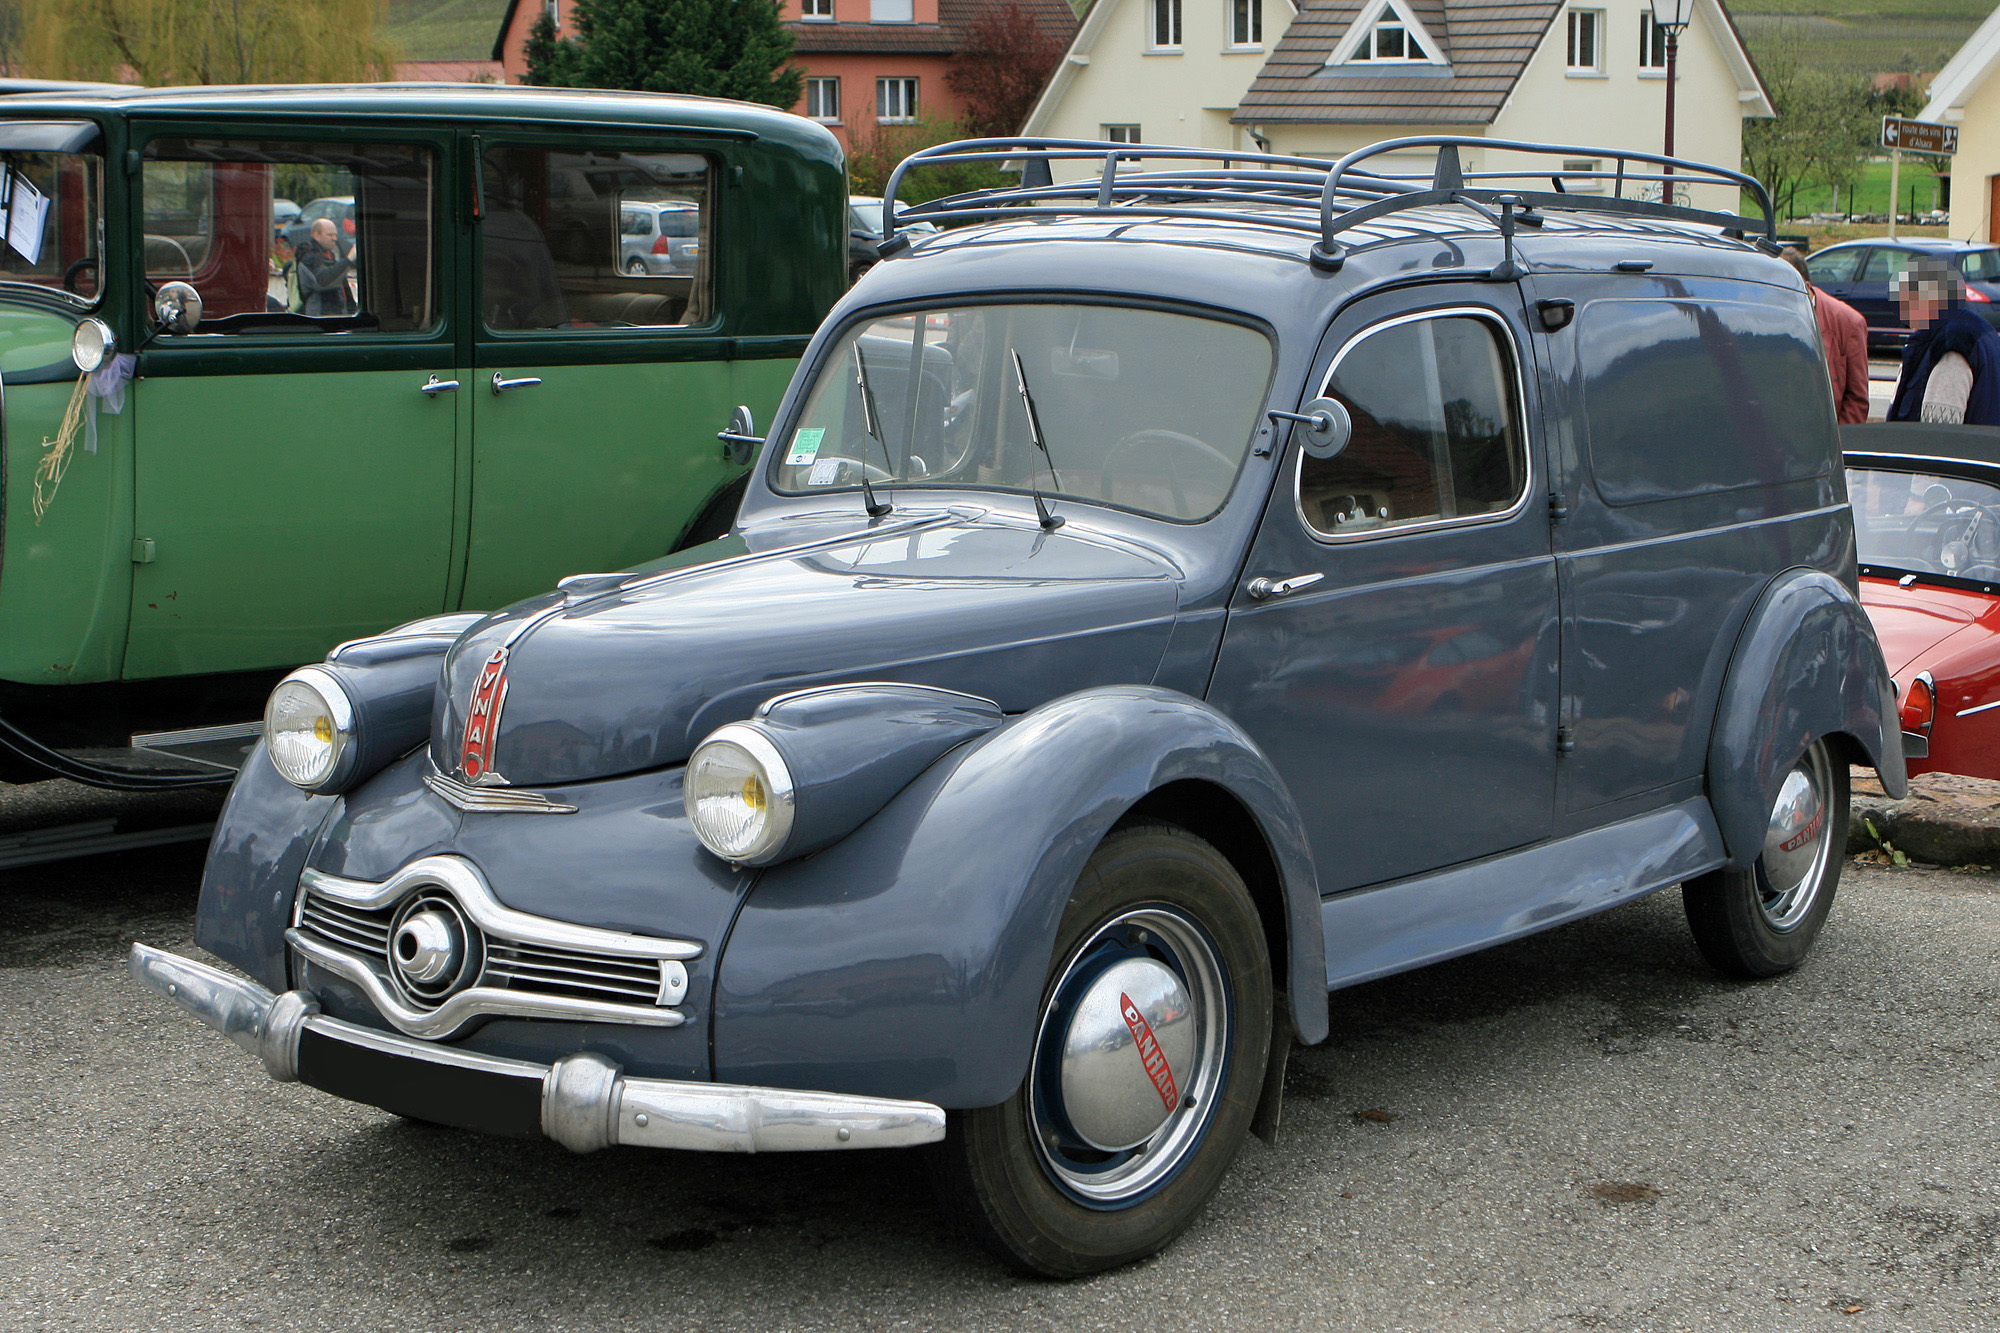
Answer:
[294, 885, 672, 1010]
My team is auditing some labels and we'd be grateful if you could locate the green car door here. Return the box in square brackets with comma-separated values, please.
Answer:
[125, 130, 462, 679]
[463, 135, 756, 609]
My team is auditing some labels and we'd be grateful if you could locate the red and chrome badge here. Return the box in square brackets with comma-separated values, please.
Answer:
[458, 647, 510, 783]
[1120, 991, 1180, 1111]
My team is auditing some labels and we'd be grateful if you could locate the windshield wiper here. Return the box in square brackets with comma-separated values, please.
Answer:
[1009, 348, 1064, 532]
[851, 347, 894, 519]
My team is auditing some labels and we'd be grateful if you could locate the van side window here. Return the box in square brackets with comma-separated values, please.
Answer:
[1300, 313, 1527, 537]
[481, 145, 711, 332]
[1580, 298, 1832, 506]
[142, 139, 436, 333]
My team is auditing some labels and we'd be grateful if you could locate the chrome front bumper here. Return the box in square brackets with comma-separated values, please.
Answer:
[129, 943, 946, 1153]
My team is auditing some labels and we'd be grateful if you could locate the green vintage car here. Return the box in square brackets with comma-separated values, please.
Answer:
[0, 85, 845, 787]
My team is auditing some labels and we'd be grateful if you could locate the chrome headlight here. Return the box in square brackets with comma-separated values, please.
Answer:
[686, 723, 795, 864]
[71, 318, 114, 373]
[264, 667, 356, 791]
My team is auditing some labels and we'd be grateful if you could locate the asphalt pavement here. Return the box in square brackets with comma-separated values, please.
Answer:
[3, 781, 1999, 1332]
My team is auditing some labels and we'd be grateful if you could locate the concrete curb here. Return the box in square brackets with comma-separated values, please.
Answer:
[1846, 770, 2000, 867]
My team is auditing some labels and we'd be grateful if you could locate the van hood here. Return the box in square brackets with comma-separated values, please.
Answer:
[432, 510, 1183, 787]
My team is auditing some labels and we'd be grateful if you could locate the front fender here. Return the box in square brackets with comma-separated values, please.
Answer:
[1709, 567, 1905, 868]
[711, 685, 1324, 1110]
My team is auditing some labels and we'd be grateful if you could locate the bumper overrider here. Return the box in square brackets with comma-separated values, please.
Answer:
[128, 943, 946, 1153]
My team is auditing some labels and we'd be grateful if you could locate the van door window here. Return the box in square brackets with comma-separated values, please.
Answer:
[480, 146, 711, 331]
[1299, 312, 1527, 538]
[141, 139, 437, 333]
[0, 149, 103, 304]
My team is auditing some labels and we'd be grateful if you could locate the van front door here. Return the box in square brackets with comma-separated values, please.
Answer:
[127, 131, 459, 678]
[1208, 295, 1560, 896]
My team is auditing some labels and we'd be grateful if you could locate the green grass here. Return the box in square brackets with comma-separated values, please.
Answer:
[381, 0, 511, 62]
[1789, 155, 1953, 218]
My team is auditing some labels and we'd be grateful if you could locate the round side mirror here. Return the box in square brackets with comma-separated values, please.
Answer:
[1295, 397, 1352, 459]
[155, 281, 203, 335]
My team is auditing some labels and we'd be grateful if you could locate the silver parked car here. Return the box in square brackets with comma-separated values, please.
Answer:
[618, 200, 700, 276]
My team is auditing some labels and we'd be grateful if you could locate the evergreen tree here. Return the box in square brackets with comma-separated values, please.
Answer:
[522, 11, 580, 86]
[532, 0, 803, 110]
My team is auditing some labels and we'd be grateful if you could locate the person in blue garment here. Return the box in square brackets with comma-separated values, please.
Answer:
[1888, 256, 2000, 426]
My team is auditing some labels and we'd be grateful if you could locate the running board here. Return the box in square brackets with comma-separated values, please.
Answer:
[130, 721, 261, 774]
[1321, 797, 1726, 992]
[0, 818, 215, 870]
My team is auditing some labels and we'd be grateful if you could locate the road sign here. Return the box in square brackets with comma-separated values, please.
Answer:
[1882, 116, 1958, 156]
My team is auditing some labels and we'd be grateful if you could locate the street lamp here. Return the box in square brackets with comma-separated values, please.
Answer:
[1651, 0, 1696, 176]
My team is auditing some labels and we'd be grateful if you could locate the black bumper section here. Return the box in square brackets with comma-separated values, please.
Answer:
[296, 1027, 545, 1139]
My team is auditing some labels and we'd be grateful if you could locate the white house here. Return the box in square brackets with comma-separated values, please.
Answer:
[1919, 10, 2000, 242]
[1027, 0, 1772, 214]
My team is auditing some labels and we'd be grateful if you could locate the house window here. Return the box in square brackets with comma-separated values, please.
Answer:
[877, 77, 918, 123]
[801, 0, 832, 16]
[1639, 13, 1671, 69]
[806, 77, 840, 122]
[1152, 0, 1182, 48]
[543, 0, 558, 20]
[1338, 0, 1438, 63]
[1103, 124, 1141, 143]
[1232, 0, 1262, 46]
[1562, 158, 1603, 193]
[1566, 10, 1600, 71]
[870, 0, 913, 19]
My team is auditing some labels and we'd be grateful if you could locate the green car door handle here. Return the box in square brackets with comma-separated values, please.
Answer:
[420, 375, 460, 396]
[491, 373, 544, 396]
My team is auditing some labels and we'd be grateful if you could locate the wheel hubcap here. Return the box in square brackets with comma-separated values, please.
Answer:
[1759, 742, 1834, 931]
[1029, 906, 1230, 1205]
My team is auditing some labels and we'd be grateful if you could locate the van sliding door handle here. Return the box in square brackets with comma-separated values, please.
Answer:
[491, 373, 543, 395]
[1246, 572, 1324, 600]
[419, 375, 459, 396]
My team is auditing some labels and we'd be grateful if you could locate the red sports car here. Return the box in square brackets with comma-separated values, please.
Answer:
[1846, 422, 2000, 780]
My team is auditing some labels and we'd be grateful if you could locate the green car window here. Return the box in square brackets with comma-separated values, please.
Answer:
[142, 139, 438, 333]
[0, 150, 103, 306]
[480, 145, 712, 331]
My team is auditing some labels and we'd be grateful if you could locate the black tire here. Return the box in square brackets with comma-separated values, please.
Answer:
[625, 258, 647, 276]
[929, 823, 1272, 1277]
[1683, 738, 1848, 978]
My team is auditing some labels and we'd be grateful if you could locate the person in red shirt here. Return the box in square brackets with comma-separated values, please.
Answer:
[1784, 248, 1870, 424]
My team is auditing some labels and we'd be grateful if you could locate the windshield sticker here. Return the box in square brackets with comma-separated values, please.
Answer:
[807, 457, 842, 487]
[785, 428, 826, 467]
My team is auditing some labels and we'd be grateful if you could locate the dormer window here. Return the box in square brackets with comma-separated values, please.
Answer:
[1326, 0, 1446, 66]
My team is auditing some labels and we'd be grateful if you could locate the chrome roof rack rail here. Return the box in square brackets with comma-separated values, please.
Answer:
[877, 135, 1776, 274]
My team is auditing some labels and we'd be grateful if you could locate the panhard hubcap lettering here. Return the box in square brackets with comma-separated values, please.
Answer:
[1759, 743, 1834, 932]
[459, 647, 510, 783]
[1031, 906, 1229, 1204]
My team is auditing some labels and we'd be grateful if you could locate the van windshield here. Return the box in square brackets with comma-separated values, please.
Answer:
[0, 151, 103, 305]
[770, 304, 1274, 522]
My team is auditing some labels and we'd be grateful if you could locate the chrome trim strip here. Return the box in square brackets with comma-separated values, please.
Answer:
[751, 679, 1001, 719]
[130, 720, 262, 748]
[423, 772, 577, 815]
[131, 943, 945, 1154]
[298, 858, 702, 961]
[287, 929, 687, 1038]
[1957, 699, 2000, 718]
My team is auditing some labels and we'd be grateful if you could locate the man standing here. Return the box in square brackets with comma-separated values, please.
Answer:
[1889, 256, 2000, 427]
[295, 218, 356, 318]
[1785, 248, 1869, 425]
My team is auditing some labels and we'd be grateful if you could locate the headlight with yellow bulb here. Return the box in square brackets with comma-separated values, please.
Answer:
[263, 667, 357, 792]
[686, 723, 795, 864]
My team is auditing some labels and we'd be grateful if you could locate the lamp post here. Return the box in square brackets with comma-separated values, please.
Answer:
[1651, 0, 1695, 183]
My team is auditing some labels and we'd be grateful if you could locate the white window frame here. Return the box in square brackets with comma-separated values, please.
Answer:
[876, 76, 918, 123]
[1325, 0, 1447, 67]
[800, 0, 833, 18]
[1103, 124, 1142, 143]
[1565, 9, 1602, 73]
[1150, 0, 1182, 50]
[1638, 13, 1672, 70]
[1561, 158, 1604, 194]
[1230, 0, 1263, 48]
[806, 76, 841, 122]
[543, 0, 558, 21]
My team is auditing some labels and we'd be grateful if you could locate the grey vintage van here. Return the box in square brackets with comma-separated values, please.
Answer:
[134, 137, 1903, 1277]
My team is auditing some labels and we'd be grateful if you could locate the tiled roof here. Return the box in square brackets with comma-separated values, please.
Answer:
[788, 0, 1078, 57]
[1234, 0, 1560, 125]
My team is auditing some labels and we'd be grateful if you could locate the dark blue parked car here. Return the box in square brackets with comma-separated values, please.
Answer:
[1806, 238, 2000, 350]
[134, 136, 1906, 1277]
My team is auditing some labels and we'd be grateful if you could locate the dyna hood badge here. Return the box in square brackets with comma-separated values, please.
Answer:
[458, 647, 510, 784]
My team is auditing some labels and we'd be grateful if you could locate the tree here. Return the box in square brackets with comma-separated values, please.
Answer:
[1740, 27, 1876, 222]
[522, 11, 581, 86]
[946, 2, 1063, 138]
[527, 0, 803, 109]
[17, 0, 395, 85]
[846, 113, 1010, 200]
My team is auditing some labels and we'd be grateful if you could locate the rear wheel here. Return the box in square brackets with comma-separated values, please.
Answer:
[930, 824, 1272, 1276]
[1683, 738, 1847, 978]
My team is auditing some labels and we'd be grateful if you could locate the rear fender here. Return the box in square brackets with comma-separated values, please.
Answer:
[711, 685, 1325, 1109]
[1709, 567, 1905, 868]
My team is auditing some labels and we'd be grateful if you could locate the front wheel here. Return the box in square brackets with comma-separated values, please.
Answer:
[930, 824, 1272, 1276]
[1683, 738, 1847, 978]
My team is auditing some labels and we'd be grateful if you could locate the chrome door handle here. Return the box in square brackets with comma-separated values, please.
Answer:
[491, 372, 544, 395]
[1246, 572, 1325, 601]
[420, 374, 459, 396]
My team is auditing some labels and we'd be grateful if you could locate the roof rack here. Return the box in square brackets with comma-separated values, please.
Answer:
[880, 136, 1776, 274]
